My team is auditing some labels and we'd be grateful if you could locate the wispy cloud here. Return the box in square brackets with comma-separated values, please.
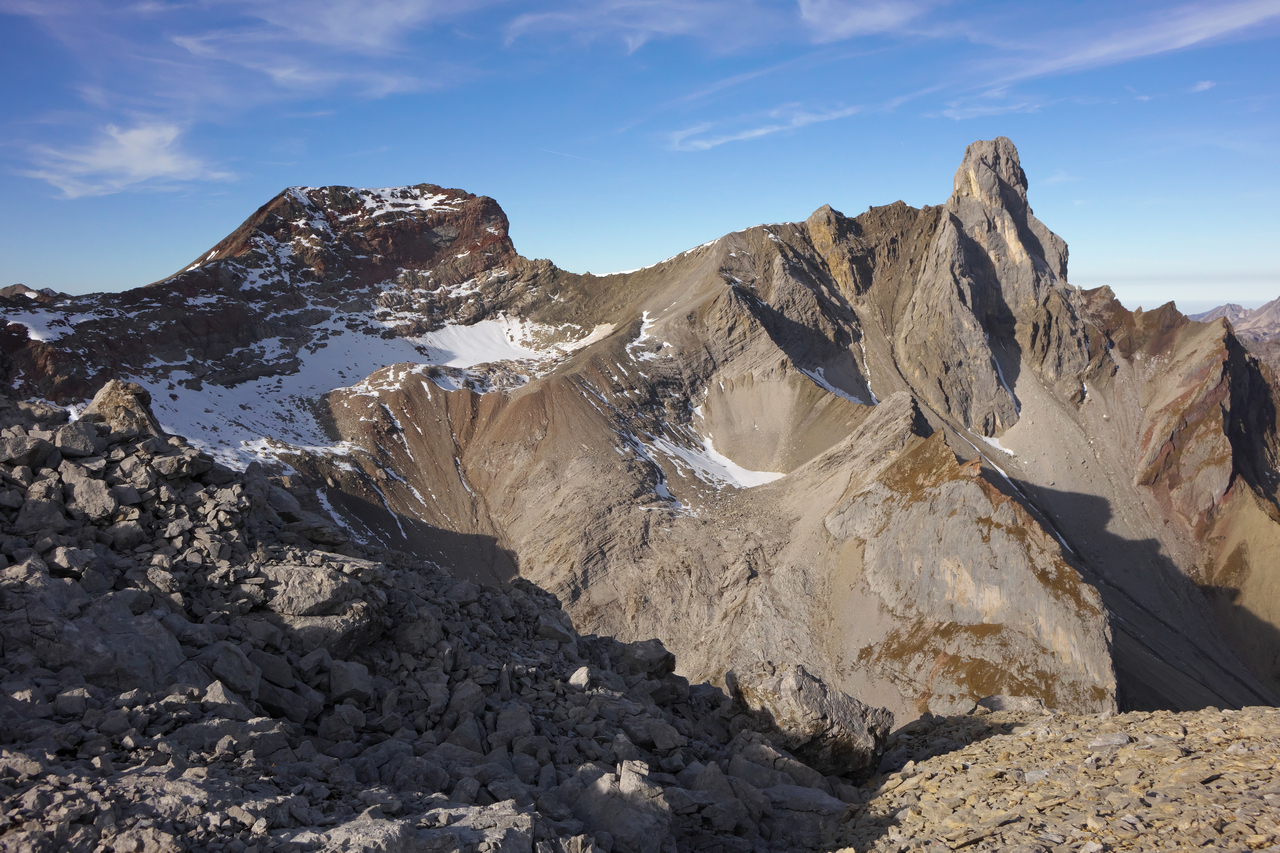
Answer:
[796, 0, 926, 43]
[940, 88, 1048, 120]
[0, 0, 490, 196]
[1190, 80, 1215, 92]
[505, 1, 785, 52]
[998, 0, 1280, 83]
[1041, 170, 1079, 185]
[668, 103, 860, 151]
[19, 121, 232, 198]
[229, 0, 478, 53]
[504, 0, 929, 51]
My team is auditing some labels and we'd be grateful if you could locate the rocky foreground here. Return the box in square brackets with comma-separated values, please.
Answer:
[0, 381, 894, 853]
[0, 382, 1277, 853]
[841, 706, 1280, 853]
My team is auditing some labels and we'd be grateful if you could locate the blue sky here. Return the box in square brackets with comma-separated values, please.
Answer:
[1, 1, 1278, 314]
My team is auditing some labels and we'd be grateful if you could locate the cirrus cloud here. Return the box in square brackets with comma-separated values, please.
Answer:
[20, 121, 232, 198]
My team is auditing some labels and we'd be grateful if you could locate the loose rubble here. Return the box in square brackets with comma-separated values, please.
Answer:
[839, 705, 1280, 853]
[4, 380, 1278, 853]
[0, 382, 891, 853]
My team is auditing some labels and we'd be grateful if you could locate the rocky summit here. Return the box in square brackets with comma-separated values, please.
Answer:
[2, 137, 1280, 851]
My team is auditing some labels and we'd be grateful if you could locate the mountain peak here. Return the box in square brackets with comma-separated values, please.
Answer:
[952, 136, 1030, 211]
[160, 180, 514, 293]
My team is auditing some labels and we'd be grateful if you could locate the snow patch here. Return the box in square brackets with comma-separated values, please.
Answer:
[649, 431, 784, 490]
[626, 312, 662, 362]
[412, 318, 545, 367]
[979, 435, 1016, 457]
[800, 367, 871, 406]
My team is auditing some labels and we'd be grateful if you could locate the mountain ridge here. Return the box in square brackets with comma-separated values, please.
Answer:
[4, 138, 1280, 726]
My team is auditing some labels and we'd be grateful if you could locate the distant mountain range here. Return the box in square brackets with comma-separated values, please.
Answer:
[5, 137, 1280, 722]
[1191, 298, 1280, 375]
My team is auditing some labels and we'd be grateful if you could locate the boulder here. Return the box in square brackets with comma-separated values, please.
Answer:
[197, 641, 263, 700]
[64, 476, 117, 521]
[54, 420, 104, 458]
[34, 591, 185, 692]
[270, 599, 383, 658]
[261, 564, 362, 616]
[618, 638, 676, 677]
[329, 660, 372, 702]
[572, 764, 671, 853]
[0, 434, 53, 468]
[727, 662, 892, 780]
[761, 784, 848, 849]
[81, 379, 165, 436]
[13, 498, 68, 533]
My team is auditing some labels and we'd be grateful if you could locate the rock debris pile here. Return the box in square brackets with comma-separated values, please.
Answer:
[0, 382, 891, 853]
[839, 705, 1280, 853]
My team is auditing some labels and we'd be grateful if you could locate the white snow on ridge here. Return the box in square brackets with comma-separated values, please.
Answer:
[140, 312, 618, 469]
[801, 367, 871, 406]
[4, 309, 111, 342]
[649, 431, 784, 490]
[413, 318, 545, 367]
[626, 312, 661, 362]
[979, 435, 1016, 457]
[316, 186, 463, 220]
[557, 323, 615, 353]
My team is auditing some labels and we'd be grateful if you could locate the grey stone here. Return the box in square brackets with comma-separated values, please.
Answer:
[111, 484, 141, 505]
[261, 564, 362, 616]
[762, 784, 846, 849]
[728, 662, 891, 779]
[536, 611, 573, 644]
[29, 589, 185, 692]
[0, 435, 53, 468]
[447, 679, 486, 718]
[445, 581, 480, 605]
[107, 519, 146, 550]
[727, 754, 792, 789]
[202, 680, 252, 721]
[272, 599, 383, 657]
[572, 771, 670, 853]
[394, 614, 442, 654]
[48, 546, 95, 576]
[55, 421, 104, 458]
[14, 498, 69, 533]
[81, 380, 166, 436]
[198, 641, 262, 700]
[446, 714, 486, 754]
[65, 476, 117, 520]
[329, 659, 372, 702]
[247, 648, 296, 688]
[617, 639, 676, 677]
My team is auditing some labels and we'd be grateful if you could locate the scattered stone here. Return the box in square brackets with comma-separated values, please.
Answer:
[1, 378, 1272, 853]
